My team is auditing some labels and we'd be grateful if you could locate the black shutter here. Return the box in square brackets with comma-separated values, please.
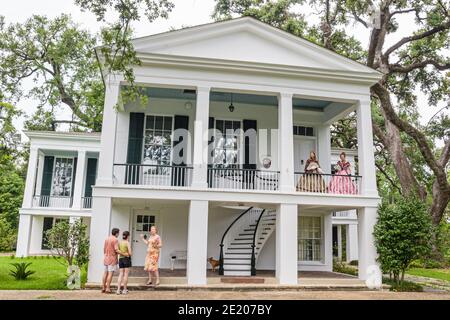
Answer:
[243, 120, 257, 189]
[41, 217, 54, 249]
[172, 115, 189, 186]
[207, 117, 215, 187]
[84, 158, 98, 198]
[40, 156, 54, 207]
[126, 112, 145, 184]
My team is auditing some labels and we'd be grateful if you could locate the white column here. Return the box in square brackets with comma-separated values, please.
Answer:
[187, 200, 209, 285]
[323, 213, 333, 270]
[357, 207, 380, 282]
[337, 224, 342, 261]
[278, 93, 294, 192]
[72, 150, 87, 210]
[96, 76, 121, 186]
[356, 99, 378, 196]
[22, 147, 39, 208]
[15, 214, 32, 257]
[276, 203, 298, 284]
[317, 125, 331, 173]
[191, 87, 210, 188]
[347, 223, 359, 262]
[87, 196, 112, 283]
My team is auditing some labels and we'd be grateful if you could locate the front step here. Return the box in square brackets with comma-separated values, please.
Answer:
[223, 264, 251, 271]
[223, 270, 251, 276]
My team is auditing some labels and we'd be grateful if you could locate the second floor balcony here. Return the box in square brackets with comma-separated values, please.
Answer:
[112, 163, 362, 195]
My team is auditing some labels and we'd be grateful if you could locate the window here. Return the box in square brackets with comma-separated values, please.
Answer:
[41, 217, 69, 249]
[298, 216, 322, 261]
[143, 115, 173, 172]
[293, 126, 314, 137]
[213, 119, 242, 168]
[135, 214, 156, 232]
[52, 157, 74, 197]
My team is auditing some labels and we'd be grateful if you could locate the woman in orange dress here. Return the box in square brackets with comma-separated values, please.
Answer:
[140, 226, 162, 286]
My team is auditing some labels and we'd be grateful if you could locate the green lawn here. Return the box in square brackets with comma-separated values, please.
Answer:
[406, 268, 450, 282]
[0, 256, 87, 290]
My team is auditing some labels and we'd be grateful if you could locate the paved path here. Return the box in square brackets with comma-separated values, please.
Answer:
[0, 289, 449, 300]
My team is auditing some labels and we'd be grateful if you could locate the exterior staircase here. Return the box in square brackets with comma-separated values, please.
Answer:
[221, 208, 276, 276]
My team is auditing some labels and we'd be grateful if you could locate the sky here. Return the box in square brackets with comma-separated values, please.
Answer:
[1, 0, 448, 141]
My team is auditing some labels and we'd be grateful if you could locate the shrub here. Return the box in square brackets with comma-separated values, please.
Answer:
[0, 218, 17, 252]
[45, 219, 90, 267]
[333, 258, 358, 276]
[9, 262, 35, 280]
[383, 278, 423, 292]
[349, 260, 358, 266]
[374, 196, 432, 285]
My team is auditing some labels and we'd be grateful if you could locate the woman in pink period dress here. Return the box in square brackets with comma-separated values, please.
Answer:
[140, 226, 162, 286]
[328, 152, 357, 194]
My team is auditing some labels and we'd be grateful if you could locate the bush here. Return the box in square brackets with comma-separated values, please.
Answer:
[333, 258, 358, 276]
[9, 262, 35, 280]
[374, 196, 432, 285]
[45, 219, 90, 267]
[0, 218, 16, 251]
[383, 278, 423, 292]
[349, 260, 358, 266]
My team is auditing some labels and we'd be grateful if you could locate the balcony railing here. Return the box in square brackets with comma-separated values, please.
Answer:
[207, 167, 279, 191]
[82, 197, 93, 209]
[294, 172, 361, 195]
[32, 195, 73, 208]
[113, 164, 193, 187]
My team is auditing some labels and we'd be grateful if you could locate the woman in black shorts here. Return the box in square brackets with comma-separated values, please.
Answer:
[116, 231, 132, 295]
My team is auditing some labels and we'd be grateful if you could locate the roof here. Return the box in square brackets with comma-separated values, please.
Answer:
[121, 16, 381, 85]
[23, 130, 101, 141]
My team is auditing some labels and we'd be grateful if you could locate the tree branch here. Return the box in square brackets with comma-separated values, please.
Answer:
[372, 83, 450, 192]
[383, 20, 450, 58]
[390, 60, 450, 73]
[439, 139, 450, 167]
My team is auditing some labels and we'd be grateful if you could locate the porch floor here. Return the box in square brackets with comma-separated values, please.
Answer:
[85, 268, 386, 291]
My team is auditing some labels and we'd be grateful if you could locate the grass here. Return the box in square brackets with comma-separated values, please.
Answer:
[0, 256, 87, 290]
[406, 268, 450, 282]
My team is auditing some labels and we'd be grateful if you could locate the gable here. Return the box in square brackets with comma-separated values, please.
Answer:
[131, 17, 378, 75]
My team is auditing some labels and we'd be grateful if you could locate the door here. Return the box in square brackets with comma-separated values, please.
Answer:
[132, 211, 159, 266]
[294, 138, 316, 172]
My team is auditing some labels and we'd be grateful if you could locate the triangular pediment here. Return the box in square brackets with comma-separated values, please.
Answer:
[132, 17, 377, 74]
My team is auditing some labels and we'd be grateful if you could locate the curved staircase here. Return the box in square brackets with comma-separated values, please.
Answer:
[220, 208, 276, 276]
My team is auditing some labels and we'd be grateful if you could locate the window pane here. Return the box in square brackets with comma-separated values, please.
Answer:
[306, 127, 314, 136]
[146, 116, 155, 129]
[155, 116, 163, 130]
[298, 126, 306, 136]
[137, 215, 143, 223]
[164, 117, 172, 131]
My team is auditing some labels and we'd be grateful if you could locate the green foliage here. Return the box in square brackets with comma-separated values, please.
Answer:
[45, 219, 90, 267]
[383, 278, 424, 292]
[374, 197, 433, 285]
[0, 14, 103, 131]
[332, 258, 358, 276]
[0, 218, 16, 251]
[74, 0, 174, 105]
[9, 262, 35, 280]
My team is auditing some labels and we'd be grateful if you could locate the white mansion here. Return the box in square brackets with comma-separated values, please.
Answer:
[16, 17, 380, 286]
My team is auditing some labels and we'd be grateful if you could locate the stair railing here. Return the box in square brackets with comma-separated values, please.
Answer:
[250, 209, 266, 276]
[218, 206, 254, 275]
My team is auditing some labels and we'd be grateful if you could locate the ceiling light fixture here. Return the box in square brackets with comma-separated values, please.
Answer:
[228, 93, 235, 112]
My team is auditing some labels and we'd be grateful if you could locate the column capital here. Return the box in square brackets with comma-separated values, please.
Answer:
[278, 92, 294, 99]
[196, 86, 211, 93]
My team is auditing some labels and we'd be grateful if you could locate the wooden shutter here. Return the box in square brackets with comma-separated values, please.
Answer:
[207, 117, 215, 187]
[84, 158, 98, 197]
[243, 120, 257, 189]
[125, 112, 145, 184]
